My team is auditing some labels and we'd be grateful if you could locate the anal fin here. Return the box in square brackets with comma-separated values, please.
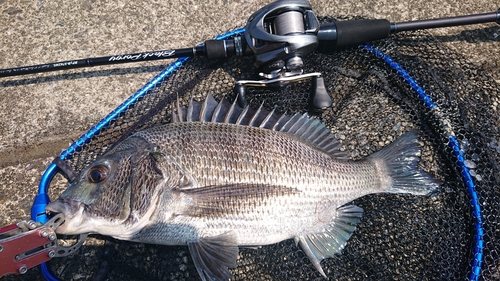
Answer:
[295, 205, 363, 277]
[187, 232, 238, 281]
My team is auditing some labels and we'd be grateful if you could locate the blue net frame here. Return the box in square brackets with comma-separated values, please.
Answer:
[32, 28, 484, 281]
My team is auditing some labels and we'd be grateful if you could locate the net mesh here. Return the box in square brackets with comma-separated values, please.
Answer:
[10, 17, 500, 281]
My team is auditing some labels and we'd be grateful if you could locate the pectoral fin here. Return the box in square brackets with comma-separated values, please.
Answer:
[295, 205, 363, 277]
[187, 232, 239, 281]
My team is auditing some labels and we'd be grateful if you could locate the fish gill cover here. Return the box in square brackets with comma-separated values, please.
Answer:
[22, 20, 500, 281]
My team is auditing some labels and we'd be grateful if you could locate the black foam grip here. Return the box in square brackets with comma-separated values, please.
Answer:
[205, 40, 226, 60]
[335, 19, 391, 48]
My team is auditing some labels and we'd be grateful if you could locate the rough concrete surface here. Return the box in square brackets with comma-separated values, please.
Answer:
[0, 0, 498, 280]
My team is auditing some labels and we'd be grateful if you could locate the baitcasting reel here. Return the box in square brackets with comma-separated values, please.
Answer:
[245, 0, 320, 76]
[237, 0, 331, 111]
[236, 0, 499, 110]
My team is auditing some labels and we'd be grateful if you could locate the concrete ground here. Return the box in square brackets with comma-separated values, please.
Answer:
[0, 0, 498, 280]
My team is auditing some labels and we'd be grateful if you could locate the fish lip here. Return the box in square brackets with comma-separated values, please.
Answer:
[46, 199, 82, 215]
[46, 199, 85, 234]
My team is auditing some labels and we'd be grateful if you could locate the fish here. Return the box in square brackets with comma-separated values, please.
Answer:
[46, 93, 440, 281]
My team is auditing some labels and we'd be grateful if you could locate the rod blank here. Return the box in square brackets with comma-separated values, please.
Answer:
[0, 47, 200, 78]
[391, 10, 500, 33]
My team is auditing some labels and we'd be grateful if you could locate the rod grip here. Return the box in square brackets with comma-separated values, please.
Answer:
[318, 19, 391, 51]
[204, 40, 228, 59]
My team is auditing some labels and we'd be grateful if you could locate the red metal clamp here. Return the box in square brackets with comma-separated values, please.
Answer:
[0, 214, 64, 277]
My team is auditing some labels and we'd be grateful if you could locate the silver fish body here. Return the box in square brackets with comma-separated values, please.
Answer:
[47, 94, 440, 281]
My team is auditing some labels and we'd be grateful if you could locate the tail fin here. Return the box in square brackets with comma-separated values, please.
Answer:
[368, 130, 441, 195]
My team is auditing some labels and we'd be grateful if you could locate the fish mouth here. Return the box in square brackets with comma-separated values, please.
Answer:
[46, 199, 85, 234]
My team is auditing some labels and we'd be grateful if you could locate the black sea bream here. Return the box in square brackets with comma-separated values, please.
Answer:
[47, 93, 440, 281]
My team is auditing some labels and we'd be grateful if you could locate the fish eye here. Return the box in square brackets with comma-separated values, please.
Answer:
[87, 165, 108, 183]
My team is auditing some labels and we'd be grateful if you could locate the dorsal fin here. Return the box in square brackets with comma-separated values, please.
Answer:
[172, 93, 347, 159]
[199, 93, 219, 122]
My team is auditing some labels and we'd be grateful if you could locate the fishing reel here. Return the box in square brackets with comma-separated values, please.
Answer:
[235, 0, 500, 111]
[236, 0, 332, 111]
[245, 0, 319, 75]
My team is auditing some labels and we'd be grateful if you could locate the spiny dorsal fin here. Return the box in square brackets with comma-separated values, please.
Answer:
[199, 93, 218, 122]
[172, 92, 219, 123]
[172, 96, 184, 123]
[172, 93, 347, 159]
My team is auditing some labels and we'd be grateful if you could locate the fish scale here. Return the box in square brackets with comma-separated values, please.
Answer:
[142, 122, 356, 193]
[46, 94, 440, 281]
[134, 112, 429, 253]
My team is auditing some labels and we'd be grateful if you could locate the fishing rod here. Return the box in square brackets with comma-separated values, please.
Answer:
[0, 0, 500, 77]
[0, 1, 497, 80]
